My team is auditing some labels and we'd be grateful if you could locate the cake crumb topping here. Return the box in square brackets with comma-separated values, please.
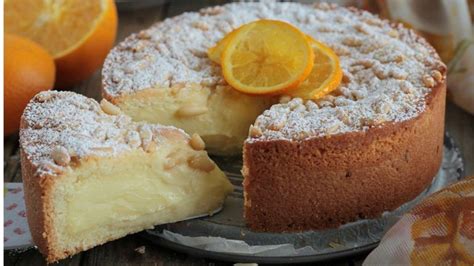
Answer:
[19, 91, 186, 177]
[102, 1, 446, 141]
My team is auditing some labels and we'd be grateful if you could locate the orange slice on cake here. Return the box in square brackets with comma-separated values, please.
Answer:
[220, 20, 314, 95]
[208, 26, 244, 64]
[289, 37, 343, 100]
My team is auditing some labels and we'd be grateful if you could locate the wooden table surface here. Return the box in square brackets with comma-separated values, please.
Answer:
[4, 1, 474, 265]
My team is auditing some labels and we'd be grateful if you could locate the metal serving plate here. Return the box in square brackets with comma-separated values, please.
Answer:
[142, 133, 464, 264]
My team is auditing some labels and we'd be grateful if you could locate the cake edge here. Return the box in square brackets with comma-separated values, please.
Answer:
[242, 76, 447, 232]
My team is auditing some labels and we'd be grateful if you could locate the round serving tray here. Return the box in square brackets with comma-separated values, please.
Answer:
[142, 133, 464, 264]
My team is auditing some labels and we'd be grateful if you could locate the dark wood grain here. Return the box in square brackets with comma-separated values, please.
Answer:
[80, 235, 229, 266]
[4, 151, 20, 183]
[7, 248, 82, 266]
[4, 134, 19, 183]
[4, 134, 19, 162]
[4, 1, 473, 265]
[446, 102, 474, 176]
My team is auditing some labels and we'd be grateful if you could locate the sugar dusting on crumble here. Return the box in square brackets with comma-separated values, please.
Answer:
[19, 91, 186, 177]
[102, 1, 445, 141]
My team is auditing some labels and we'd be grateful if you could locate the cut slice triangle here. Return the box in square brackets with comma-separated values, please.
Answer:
[19, 91, 233, 263]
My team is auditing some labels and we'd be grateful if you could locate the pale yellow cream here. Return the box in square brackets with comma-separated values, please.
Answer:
[57, 143, 233, 241]
[114, 84, 275, 155]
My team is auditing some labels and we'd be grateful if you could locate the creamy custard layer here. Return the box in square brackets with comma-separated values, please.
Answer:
[56, 144, 233, 243]
[113, 84, 275, 155]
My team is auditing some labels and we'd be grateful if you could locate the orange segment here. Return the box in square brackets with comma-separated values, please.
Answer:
[5, 0, 117, 88]
[208, 26, 246, 64]
[289, 37, 343, 100]
[221, 20, 314, 95]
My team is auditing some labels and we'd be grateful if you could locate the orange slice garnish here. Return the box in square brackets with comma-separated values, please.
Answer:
[208, 26, 244, 64]
[288, 37, 342, 100]
[220, 20, 314, 95]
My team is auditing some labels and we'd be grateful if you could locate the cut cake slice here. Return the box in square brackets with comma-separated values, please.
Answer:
[19, 91, 233, 263]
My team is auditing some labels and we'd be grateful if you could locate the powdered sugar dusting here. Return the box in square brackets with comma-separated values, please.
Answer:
[102, 1, 446, 140]
[19, 91, 186, 177]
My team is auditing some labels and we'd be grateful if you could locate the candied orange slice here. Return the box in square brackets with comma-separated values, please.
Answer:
[208, 26, 245, 64]
[221, 20, 314, 95]
[289, 37, 342, 100]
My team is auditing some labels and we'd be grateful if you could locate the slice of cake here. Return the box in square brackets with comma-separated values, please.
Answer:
[19, 91, 233, 262]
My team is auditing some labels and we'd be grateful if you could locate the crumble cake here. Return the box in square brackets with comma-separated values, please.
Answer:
[19, 91, 233, 262]
[101, 2, 446, 231]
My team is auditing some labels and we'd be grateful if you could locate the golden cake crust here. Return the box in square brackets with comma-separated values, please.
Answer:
[243, 78, 446, 232]
[20, 148, 57, 261]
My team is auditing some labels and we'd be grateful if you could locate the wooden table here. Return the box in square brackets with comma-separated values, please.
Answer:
[4, 1, 474, 265]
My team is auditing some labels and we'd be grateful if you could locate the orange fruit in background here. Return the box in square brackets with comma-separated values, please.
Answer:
[5, 0, 118, 88]
[4, 34, 55, 135]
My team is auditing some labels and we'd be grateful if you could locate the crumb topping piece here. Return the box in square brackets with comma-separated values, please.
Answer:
[19, 91, 187, 177]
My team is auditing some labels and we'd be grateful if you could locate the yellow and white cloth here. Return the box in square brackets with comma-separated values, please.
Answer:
[364, 177, 474, 265]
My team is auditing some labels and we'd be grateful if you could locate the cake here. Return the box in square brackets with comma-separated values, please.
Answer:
[19, 91, 233, 262]
[101, 2, 446, 231]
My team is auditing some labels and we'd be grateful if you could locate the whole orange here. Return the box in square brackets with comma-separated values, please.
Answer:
[5, 0, 118, 88]
[4, 34, 56, 135]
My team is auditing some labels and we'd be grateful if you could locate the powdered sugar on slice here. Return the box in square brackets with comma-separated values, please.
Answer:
[19, 91, 187, 177]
